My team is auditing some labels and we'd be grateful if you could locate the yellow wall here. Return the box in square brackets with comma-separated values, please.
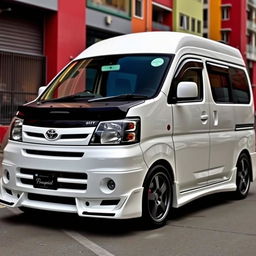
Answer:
[173, 0, 203, 35]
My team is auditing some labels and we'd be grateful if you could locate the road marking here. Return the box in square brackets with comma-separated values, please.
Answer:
[5, 207, 114, 256]
[63, 230, 115, 256]
[0, 205, 6, 208]
[7, 207, 20, 214]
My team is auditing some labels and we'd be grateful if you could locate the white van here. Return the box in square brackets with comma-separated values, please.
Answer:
[1, 32, 256, 227]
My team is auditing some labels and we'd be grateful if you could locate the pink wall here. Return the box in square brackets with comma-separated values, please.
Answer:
[154, 0, 172, 8]
[0, 126, 9, 150]
[45, 0, 86, 83]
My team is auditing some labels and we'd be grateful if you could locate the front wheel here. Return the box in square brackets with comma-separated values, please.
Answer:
[142, 165, 172, 228]
[234, 153, 251, 199]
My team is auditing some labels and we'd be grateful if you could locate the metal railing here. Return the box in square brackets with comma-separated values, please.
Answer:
[247, 20, 256, 32]
[247, 44, 256, 61]
[0, 51, 45, 125]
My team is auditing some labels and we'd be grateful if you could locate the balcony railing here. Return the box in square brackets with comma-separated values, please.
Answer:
[248, 20, 256, 32]
[152, 22, 171, 31]
[247, 44, 256, 61]
[248, 0, 256, 8]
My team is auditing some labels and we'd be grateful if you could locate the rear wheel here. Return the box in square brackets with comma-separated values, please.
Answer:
[234, 153, 251, 199]
[142, 164, 172, 228]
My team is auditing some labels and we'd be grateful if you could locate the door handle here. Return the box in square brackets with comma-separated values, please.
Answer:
[200, 114, 208, 122]
[213, 110, 218, 126]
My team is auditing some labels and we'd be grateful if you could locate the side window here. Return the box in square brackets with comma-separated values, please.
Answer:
[230, 67, 250, 104]
[206, 64, 231, 103]
[169, 61, 203, 103]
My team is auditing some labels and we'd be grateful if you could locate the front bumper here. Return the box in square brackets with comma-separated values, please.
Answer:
[0, 141, 147, 219]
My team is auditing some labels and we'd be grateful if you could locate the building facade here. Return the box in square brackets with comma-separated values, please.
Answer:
[3, 0, 256, 146]
[203, 0, 221, 40]
[0, 0, 85, 147]
[204, 0, 256, 103]
[173, 0, 203, 36]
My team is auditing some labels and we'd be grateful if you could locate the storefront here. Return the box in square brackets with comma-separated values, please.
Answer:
[0, 2, 45, 126]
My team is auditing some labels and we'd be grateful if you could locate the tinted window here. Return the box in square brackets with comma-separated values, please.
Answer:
[169, 61, 203, 103]
[39, 55, 172, 102]
[230, 67, 250, 104]
[207, 64, 231, 103]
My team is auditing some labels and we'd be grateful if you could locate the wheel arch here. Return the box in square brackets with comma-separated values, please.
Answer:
[237, 149, 253, 182]
[146, 159, 175, 185]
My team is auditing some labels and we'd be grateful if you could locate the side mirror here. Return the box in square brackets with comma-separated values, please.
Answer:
[177, 81, 198, 99]
[38, 86, 47, 96]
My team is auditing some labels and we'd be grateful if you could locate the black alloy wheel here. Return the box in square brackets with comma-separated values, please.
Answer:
[142, 164, 172, 228]
[235, 153, 251, 199]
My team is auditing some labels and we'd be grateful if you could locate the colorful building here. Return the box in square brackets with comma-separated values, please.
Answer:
[204, 0, 256, 103]
[2, 0, 256, 147]
[173, 0, 203, 36]
[203, 0, 221, 41]
[86, 0, 132, 47]
[0, 0, 85, 147]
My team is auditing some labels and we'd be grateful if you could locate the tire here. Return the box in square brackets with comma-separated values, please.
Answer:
[142, 164, 172, 228]
[234, 153, 251, 199]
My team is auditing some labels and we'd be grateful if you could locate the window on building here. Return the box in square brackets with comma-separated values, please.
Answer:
[134, 0, 143, 18]
[222, 6, 230, 20]
[197, 20, 201, 33]
[203, 9, 208, 29]
[180, 14, 189, 30]
[87, 0, 130, 17]
[191, 18, 196, 32]
[221, 31, 229, 43]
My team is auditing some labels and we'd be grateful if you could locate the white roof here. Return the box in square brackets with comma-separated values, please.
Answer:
[76, 32, 244, 65]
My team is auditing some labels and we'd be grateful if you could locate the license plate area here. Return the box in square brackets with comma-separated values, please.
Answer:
[33, 173, 57, 190]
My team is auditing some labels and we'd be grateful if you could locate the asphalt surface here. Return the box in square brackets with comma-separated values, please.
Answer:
[1, 154, 256, 256]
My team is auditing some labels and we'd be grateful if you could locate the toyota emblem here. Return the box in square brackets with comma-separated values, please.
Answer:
[45, 129, 59, 141]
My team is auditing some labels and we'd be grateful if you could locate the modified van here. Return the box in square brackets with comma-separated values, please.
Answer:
[0, 32, 255, 227]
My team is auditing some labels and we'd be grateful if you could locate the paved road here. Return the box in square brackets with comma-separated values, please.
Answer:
[0, 173, 256, 256]
[1, 152, 256, 256]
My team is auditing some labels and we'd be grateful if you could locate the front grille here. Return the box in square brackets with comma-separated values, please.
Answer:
[25, 132, 88, 140]
[19, 168, 87, 191]
[25, 149, 84, 158]
[27, 193, 76, 205]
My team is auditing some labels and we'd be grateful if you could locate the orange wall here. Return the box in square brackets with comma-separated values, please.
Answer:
[209, 0, 221, 41]
[131, 0, 152, 32]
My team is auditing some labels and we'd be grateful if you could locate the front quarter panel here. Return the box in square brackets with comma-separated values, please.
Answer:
[127, 94, 175, 179]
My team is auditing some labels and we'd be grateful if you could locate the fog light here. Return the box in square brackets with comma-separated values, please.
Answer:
[107, 179, 116, 190]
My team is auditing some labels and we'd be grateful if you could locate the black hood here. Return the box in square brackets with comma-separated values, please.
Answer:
[18, 100, 143, 128]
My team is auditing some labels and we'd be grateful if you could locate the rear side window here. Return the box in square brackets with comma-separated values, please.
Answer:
[206, 63, 250, 104]
[206, 64, 231, 103]
[230, 67, 250, 104]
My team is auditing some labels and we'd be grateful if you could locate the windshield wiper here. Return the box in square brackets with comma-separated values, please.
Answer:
[38, 92, 96, 104]
[88, 94, 149, 102]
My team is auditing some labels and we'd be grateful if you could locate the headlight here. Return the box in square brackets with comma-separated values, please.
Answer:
[10, 118, 23, 141]
[90, 118, 140, 145]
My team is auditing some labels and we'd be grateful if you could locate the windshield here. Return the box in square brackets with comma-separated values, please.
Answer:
[39, 54, 172, 102]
